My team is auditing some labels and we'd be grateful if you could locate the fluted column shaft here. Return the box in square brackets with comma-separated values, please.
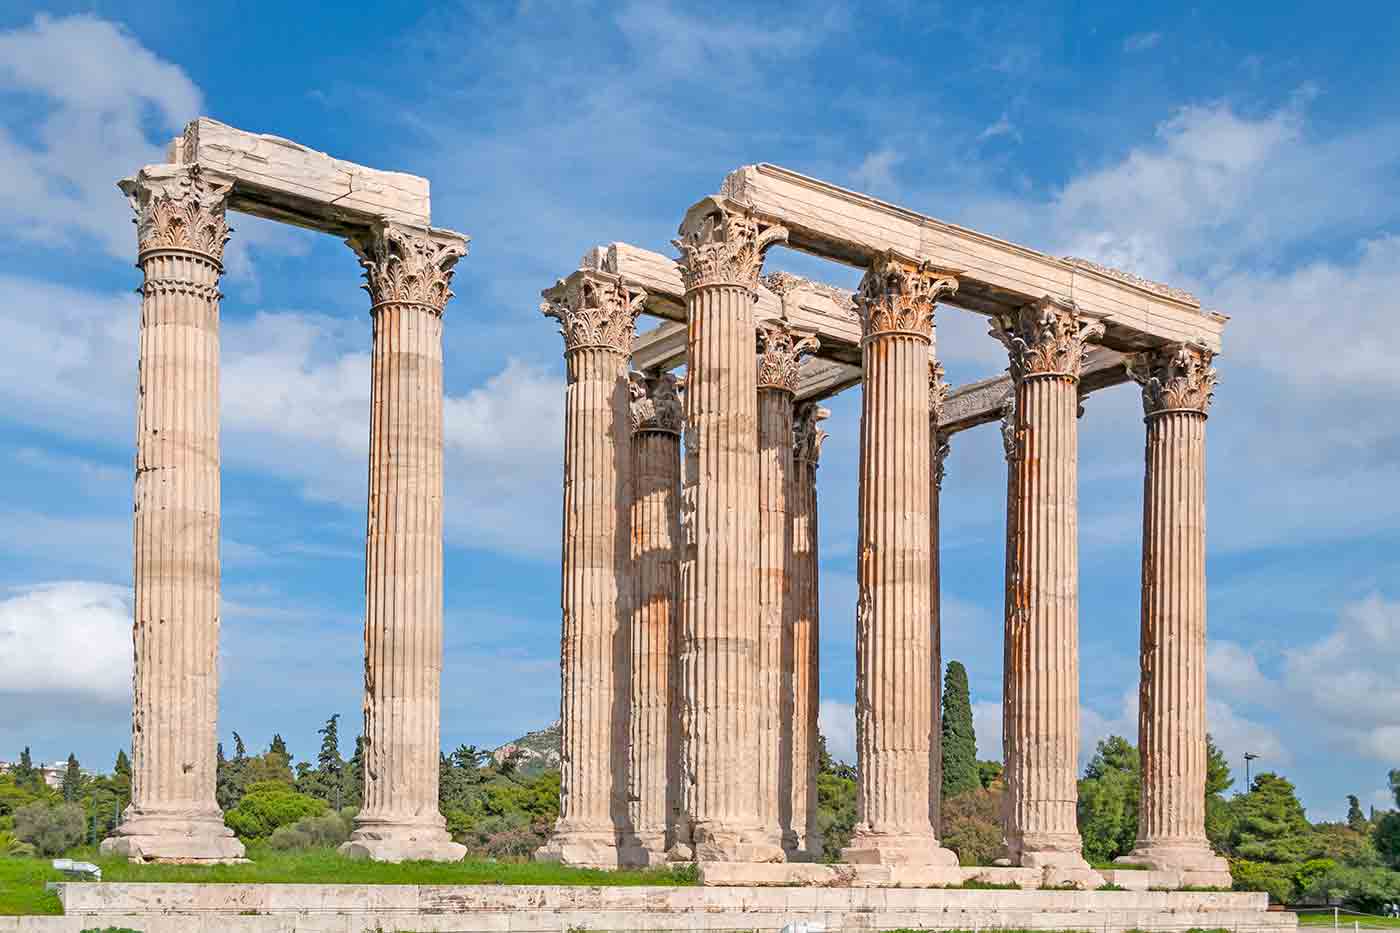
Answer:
[757, 388, 795, 849]
[535, 271, 643, 869]
[628, 372, 683, 859]
[673, 197, 787, 863]
[844, 252, 958, 867]
[103, 165, 243, 863]
[345, 222, 467, 863]
[929, 375, 950, 837]
[993, 298, 1102, 869]
[790, 403, 827, 861]
[1121, 347, 1228, 879]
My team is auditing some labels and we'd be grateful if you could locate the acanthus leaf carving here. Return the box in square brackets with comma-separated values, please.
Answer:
[541, 270, 645, 354]
[933, 431, 952, 490]
[756, 321, 820, 393]
[629, 371, 684, 434]
[928, 360, 949, 425]
[351, 222, 467, 313]
[121, 165, 233, 263]
[854, 251, 958, 340]
[793, 403, 830, 465]
[1126, 344, 1218, 416]
[673, 197, 788, 292]
[989, 296, 1105, 381]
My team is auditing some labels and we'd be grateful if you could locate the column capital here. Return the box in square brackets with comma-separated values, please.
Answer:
[119, 164, 233, 264]
[793, 403, 830, 466]
[349, 221, 468, 315]
[541, 269, 645, 355]
[629, 371, 684, 435]
[990, 295, 1104, 381]
[673, 196, 788, 292]
[756, 321, 820, 393]
[1126, 344, 1218, 417]
[928, 360, 949, 424]
[855, 250, 959, 342]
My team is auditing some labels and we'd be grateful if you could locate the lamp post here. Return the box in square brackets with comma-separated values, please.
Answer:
[1244, 752, 1259, 789]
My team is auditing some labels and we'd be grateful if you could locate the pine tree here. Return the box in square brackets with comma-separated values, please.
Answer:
[114, 750, 131, 777]
[269, 734, 289, 761]
[1347, 794, 1367, 831]
[61, 754, 82, 802]
[232, 732, 247, 762]
[317, 715, 343, 779]
[14, 746, 34, 785]
[940, 661, 979, 800]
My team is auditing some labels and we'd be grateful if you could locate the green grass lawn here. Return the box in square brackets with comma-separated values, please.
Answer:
[1298, 913, 1400, 928]
[0, 845, 697, 916]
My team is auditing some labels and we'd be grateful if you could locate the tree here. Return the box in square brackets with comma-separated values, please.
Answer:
[1346, 795, 1367, 832]
[269, 734, 289, 761]
[12, 747, 34, 786]
[61, 755, 81, 802]
[942, 786, 1003, 865]
[977, 759, 1004, 789]
[1205, 734, 1235, 852]
[1077, 735, 1140, 863]
[114, 750, 130, 778]
[1374, 811, 1400, 870]
[13, 802, 85, 856]
[1390, 769, 1400, 807]
[1231, 772, 1314, 862]
[940, 661, 979, 801]
[297, 715, 348, 809]
[232, 733, 247, 762]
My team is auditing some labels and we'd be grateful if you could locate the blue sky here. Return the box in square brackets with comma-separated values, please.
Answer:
[0, 1, 1397, 822]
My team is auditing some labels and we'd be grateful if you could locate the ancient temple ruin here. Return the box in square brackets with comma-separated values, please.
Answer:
[538, 164, 1230, 885]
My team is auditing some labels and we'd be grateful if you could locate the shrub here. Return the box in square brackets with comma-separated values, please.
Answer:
[13, 802, 85, 856]
[1301, 864, 1400, 913]
[223, 780, 326, 839]
[1230, 858, 1296, 904]
[266, 810, 353, 850]
[941, 787, 1004, 866]
[0, 829, 37, 857]
[482, 825, 545, 859]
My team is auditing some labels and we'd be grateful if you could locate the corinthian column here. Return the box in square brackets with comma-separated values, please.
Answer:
[534, 270, 646, 869]
[673, 196, 787, 863]
[991, 297, 1104, 869]
[929, 363, 951, 835]
[843, 251, 959, 867]
[103, 164, 244, 863]
[1119, 346, 1230, 883]
[342, 221, 468, 863]
[627, 371, 684, 862]
[756, 323, 819, 855]
[791, 402, 829, 861]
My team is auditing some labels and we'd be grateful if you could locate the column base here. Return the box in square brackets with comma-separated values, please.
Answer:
[1118, 843, 1232, 886]
[339, 817, 464, 863]
[841, 830, 959, 866]
[783, 830, 823, 862]
[1010, 831, 1091, 869]
[100, 810, 246, 864]
[690, 823, 786, 863]
[534, 829, 652, 869]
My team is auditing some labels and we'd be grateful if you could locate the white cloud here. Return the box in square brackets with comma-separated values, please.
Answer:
[977, 115, 1021, 143]
[972, 700, 1002, 762]
[1207, 698, 1289, 768]
[1281, 594, 1400, 761]
[1123, 32, 1162, 53]
[0, 14, 201, 258]
[1208, 640, 1272, 698]
[819, 698, 856, 764]
[852, 149, 903, 193]
[0, 581, 131, 702]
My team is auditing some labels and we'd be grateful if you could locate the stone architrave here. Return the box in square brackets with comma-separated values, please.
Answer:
[990, 297, 1104, 869]
[843, 251, 960, 868]
[790, 402, 829, 861]
[535, 270, 647, 869]
[755, 322, 819, 856]
[1119, 346, 1231, 884]
[673, 197, 788, 863]
[102, 164, 246, 864]
[627, 371, 684, 862]
[928, 362, 952, 835]
[341, 221, 468, 864]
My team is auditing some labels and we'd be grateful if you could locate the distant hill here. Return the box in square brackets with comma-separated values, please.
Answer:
[491, 721, 561, 775]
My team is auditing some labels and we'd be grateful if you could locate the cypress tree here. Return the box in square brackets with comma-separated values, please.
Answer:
[114, 750, 131, 777]
[62, 754, 82, 801]
[941, 660, 980, 799]
[14, 746, 34, 784]
[1347, 794, 1367, 831]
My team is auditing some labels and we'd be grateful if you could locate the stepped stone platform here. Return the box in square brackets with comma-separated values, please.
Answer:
[0, 883, 1295, 933]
